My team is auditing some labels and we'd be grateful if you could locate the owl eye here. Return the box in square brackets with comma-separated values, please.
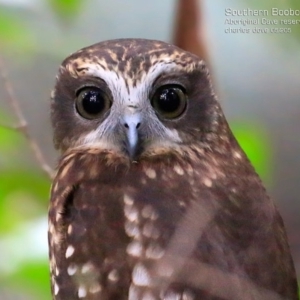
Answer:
[75, 87, 111, 119]
[151, 85, 187, 119]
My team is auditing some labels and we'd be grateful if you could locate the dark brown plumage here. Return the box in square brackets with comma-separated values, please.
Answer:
[49, 39, 298, 300]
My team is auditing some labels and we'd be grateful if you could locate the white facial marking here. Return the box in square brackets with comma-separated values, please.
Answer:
[78, 286, 87, 298]
[65, 245, 75, 258]
[73, 60, 185, 151]
[132, 263, 151, 287]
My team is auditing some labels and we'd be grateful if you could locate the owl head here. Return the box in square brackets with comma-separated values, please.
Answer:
[51, 39, 228, 160]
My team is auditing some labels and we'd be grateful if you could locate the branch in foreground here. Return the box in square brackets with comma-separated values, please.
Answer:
[0, 57, 54, 180]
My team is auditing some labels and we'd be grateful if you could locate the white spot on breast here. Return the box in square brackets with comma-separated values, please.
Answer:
[141, 205, 154, 219]
[78, 286, 87, 298]
[52, 232, 61, 246]
[143, 291, 156, 300]
[162, 290, 181, 300]
[186, 164, 194, 176]
[233, 151, 242, 159]
[67, 224, 73, 235]
[174, 165, 184, 175]
[129, 284, 140, 299]
[65, 245, 75, 258]
[55, 212, 62, 222]
[182, 290, 195, 300]
[143, 222, 160, 239]
[203, 178, 212, 187]
[144, 168, 156, 179]
[67, 264, 78, 276]
[54, 282, 59, 295]
[125, 220, 140, 238]
[132, 263, 151, 287]
[48, 221, 54, 234]
[81, 262, 94, 274]
[55, 266, 59, 276]
[89, 283, 102, 294]
[124, 194, 134, 206]
[127, 240, 143, 257]
[146, 243, 164, 260]
[178, 200, 186, 208]
[52, 181, 59, 193]
[210, 172, 217, 180]
[60, 160, 74, 179]
[124, 205, 139, 222]
[108, 269, 119, 282]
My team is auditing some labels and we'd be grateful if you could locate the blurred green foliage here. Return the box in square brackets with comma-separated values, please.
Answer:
[0, 10, 36, 54]
[0, 116, 51, 299]
[49, 0, 85, 23]
[245, 0, 300, 41]
[231, 121, 272, 185]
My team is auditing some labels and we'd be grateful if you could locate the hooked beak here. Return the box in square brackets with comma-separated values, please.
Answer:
[123, 108, 141, 158]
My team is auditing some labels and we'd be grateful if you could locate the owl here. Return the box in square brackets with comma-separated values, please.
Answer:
[48, 39, 298, 300]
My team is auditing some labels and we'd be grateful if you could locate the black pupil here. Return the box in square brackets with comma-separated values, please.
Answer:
[157, 88, 181, 113]
[81, 89, 104, 115]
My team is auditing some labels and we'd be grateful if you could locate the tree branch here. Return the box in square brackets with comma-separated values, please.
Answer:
[0, 56, 54, 180]
[173, 0, 209, 63]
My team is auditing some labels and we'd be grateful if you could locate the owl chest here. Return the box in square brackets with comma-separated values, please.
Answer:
[52, 174, 190, 300]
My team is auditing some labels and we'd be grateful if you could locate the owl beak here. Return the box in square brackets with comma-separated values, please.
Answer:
[123, 110, 141, 158]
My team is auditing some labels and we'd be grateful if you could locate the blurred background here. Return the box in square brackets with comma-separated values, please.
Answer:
[0, 0, 299, 298]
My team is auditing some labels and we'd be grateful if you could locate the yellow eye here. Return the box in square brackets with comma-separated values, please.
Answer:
[75, 87, 111, 119]
[151, 85, 187, 119]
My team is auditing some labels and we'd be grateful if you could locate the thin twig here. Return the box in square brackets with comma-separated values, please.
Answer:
[0, 123, 25, 131]
[0, 56, 54, 180]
